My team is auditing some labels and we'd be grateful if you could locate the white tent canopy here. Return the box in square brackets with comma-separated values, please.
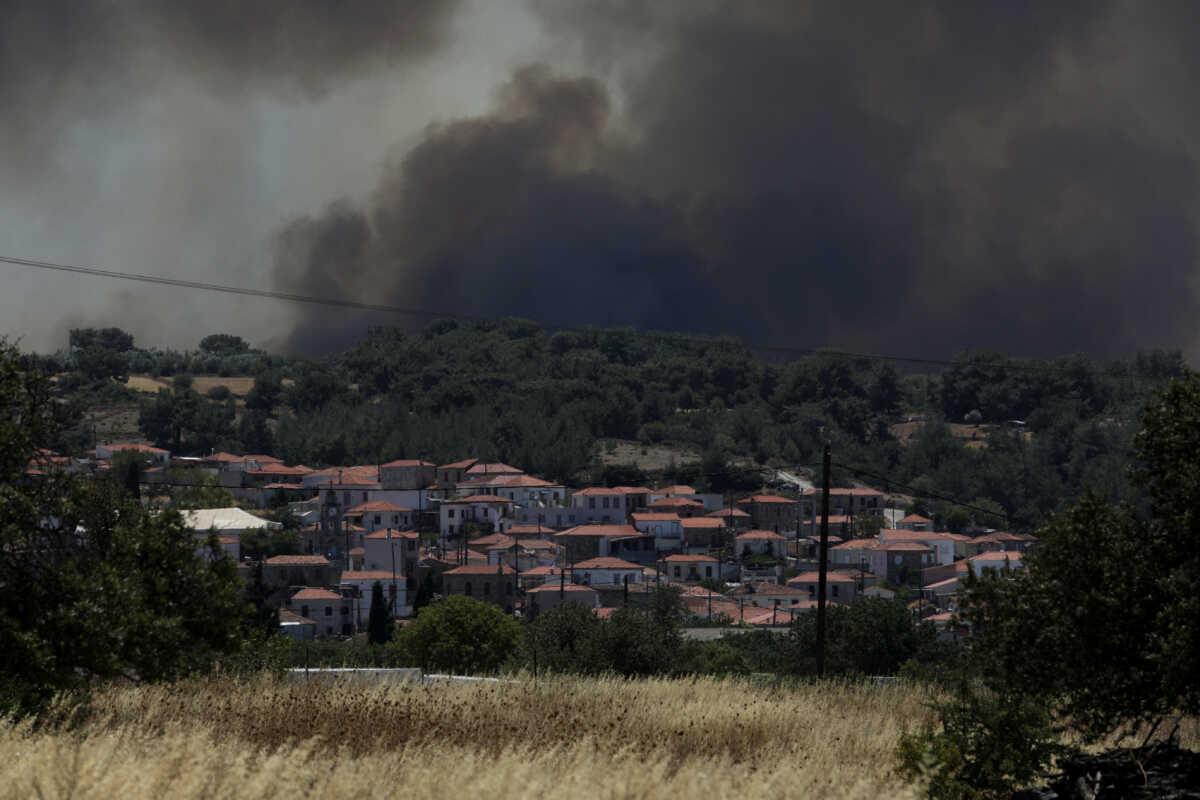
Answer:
[181, 507, 281, 536]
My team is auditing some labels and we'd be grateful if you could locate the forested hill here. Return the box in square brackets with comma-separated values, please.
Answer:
[38, 321, 1189, 533]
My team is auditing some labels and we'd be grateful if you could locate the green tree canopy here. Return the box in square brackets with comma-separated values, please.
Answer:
[398, 595, 520, 674]
[0, 340, 244, 713]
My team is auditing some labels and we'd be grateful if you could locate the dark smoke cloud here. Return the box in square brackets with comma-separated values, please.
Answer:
[0, 0, 461, 168]
[272, 65, 732, 352]
[273, 0, 1200, 359]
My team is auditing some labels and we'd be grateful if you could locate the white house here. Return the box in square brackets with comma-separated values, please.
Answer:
[361, 529, 420, 576]
[345, 500, 413, 533]
[571, 557, 645, 587]
[630, 512, 684, 551]
[967, 551, 1025, 577]
[735, 530, 788, 559]
[878, 529, 957, 565]
[284, 587, 347, 637]
[567, 487, 650, 525]
[439, 494, 514, 538]
[659, 554, 719, 583]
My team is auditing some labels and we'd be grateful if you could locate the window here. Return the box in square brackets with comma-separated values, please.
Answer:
[343, 492, 350, 505]
[589, 497, 596, 510]
[448, 509, 456, 518]
[362, 492, 368, 502]
[705, 566, 713, 578]
[582, 573, 590, 585]
[483, 581, 491, 596]
[374, 515, 381, 525]
[482, 508, 489, 518]
[464, 581, 472, 596]
[832, 585, 839, 597]
[407, 540, 416, 551]
[807, 585, 815, 596]
[341, 606, 349, 616]
[325, 606, 332, 616]
[601, 497, 609, 509]
[673, 566, 681, 578]
[301, 605, 309, 618]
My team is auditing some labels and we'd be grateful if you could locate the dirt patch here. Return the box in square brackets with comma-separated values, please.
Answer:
[890, 420, 1032, 448]
[125, 375, 255, 396]
[83, 403, 143, 443]
[597, 440, 702, 472]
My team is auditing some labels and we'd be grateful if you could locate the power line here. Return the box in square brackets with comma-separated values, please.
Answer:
[0, 252, 1122, 372]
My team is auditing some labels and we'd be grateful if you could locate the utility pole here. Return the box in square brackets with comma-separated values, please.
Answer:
[816, 443, 832, 678]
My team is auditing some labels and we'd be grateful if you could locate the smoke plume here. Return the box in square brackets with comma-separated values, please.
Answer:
[275, 0, 1200, 358]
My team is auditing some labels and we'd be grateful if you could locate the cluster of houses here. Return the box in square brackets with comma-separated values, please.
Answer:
[33, 444, 1035, 640]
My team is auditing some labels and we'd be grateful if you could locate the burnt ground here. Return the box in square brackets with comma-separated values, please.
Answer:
[1015, 742, 1200, 799]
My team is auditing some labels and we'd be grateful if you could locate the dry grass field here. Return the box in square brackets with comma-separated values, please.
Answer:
[125, 375, 257, 396]
[0, 675, 935, 799]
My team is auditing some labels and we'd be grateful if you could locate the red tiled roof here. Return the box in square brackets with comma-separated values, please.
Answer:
[261, 482, 304, 490]
[467, 474, 560, 488]
[556, 524, 641, 537]
[265, 555, 330, 566]
[736, 529, 787, 540]
[347, 501, 412, 514]
[465, 461, 523, 475]
[382, 459, 435, 468]
[631, 512, 681, 522]
[832, 539, 877, 550]
[573, 557, 643, 570]
[801, 487, 884, 496]
[526, 583, 596, 594]
[880, 529, 956, 542]
[363, 529, 419, 540]
[573, 487, 626, 496]
[788, 571, 858, 584]
[445, 563, 518, 575]
[969, 551, 1025, 562]
[658, 485, 695, 495]
[340, 570, 397, 581]
[520, 565, 560, 576]
[244, 454, 283, 464]
[680, 517, 723, 529]
[505, 524, 556, 535]
[707, 508, 750, 518]
[251, 463, 311, 476]
[438, 458, 479, 470]
[661, 554, 718, 563]
[279, 608, 316, 625]
[879, 541, 932, 552]
[445, 494, 513, 504]
[291, 587, 341, 600]
[101, 442, 169, 454]
[738, 494, 797, 504]
[899, 513, 932, 523]
[648, 496, 703, 508]
[519, 539, 557, 550]
[469, 533, 516, 548]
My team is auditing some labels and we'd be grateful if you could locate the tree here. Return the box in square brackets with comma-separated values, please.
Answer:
[198, 334, 250, 357]
[245, 370, 282, 414]
[398, 595, 520, 674]
[368, 581, 392, 644]
[0, 340, 244, 714]
[905, 371, 1200, 795]
[525, 601, 608, 674]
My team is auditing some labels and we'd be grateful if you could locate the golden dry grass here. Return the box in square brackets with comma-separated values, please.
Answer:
[124, 375, 256, 396]
[0, 675, 937, 799]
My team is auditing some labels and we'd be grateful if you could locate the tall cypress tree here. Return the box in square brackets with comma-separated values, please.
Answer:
[367, 580, 392, 645]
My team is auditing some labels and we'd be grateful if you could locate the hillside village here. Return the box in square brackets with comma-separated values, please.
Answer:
[33, 443, 1034, 640]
